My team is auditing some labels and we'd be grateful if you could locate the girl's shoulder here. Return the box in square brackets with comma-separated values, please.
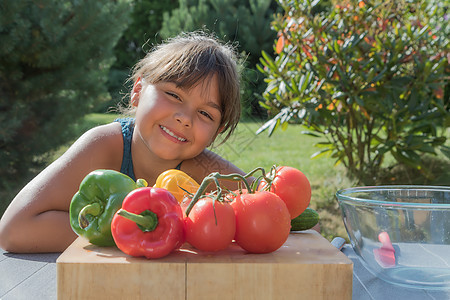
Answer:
[64, 122, 124, 168]
[79, 121, 123, 146]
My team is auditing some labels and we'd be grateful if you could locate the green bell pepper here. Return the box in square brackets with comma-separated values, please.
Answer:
[69, 169, 147, 246]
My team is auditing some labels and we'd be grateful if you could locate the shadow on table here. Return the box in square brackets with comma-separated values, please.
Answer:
[2, 251, 60, 263]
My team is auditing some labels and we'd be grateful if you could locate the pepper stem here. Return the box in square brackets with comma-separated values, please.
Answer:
[136, 178, 148, 188]
[78, 202, 102, 229]
[117, 209, 158, 232]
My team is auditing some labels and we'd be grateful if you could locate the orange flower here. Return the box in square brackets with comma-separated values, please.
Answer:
[328, 58, 337, 64]
[276, 35, 285, 54]
[327, 100, 337, 110]
[302, 45, 313, 58]
[316, 100, 340, 111]
[358, 1, 365, 8]
[360, 107, 370, 119]
[434, 88, 443, 99]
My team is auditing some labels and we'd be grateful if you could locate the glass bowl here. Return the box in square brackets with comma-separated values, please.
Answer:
[336, 185, 450, 290]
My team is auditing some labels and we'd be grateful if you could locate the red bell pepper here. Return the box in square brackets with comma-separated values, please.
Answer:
[111, 187, 185, 259]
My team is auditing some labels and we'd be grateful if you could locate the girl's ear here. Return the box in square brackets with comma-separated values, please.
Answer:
[131, 77, 143, 107]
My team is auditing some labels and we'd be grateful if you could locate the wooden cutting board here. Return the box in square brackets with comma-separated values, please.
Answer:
[57, 230, 352, 299]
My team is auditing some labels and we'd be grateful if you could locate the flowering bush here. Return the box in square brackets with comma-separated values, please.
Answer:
[258, 0, 449, 184]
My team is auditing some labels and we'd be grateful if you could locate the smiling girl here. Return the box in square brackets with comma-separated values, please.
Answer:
[0, 32, 246, 253]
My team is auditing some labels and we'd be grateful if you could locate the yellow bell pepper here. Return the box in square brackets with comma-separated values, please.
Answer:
[154, 169, 200, 203]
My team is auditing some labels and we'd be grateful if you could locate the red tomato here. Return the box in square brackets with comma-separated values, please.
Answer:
[258, 166, 311, 219]
[180, 196, 192, 213]
[231, 191, 291, 253]
[184, 197, 236, 252]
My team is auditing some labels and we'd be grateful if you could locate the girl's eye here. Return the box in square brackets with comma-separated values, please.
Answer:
[200, 110, 213, 121]
[167, 92, 181, 101]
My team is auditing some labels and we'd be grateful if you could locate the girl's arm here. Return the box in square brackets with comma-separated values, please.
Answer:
[0, 123, 123, 253]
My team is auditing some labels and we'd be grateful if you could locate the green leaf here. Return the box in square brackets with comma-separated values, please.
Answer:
[373, 53, 384, 67]
[406, 22, 412, 37]
[310, 0, 321, 7]
[314, 141, 333, 148]
[267, 118, 280, 137]
[256, 118, 278, 135]
[261, 50, 277, 71]
[393, 150, 421, 168]
[311, 148, 332, 159]
[299, 72, 312, 94]
[258, 101, 271, 110]
[290, 77, 300, 94]
[256, 63, 266, 74]
[369, 67, 387, 84]
[332, 91, 346, 99]
[352, 33, 366, 48]
[353, 96, 365, 106]
[326, 65, 336, 79]
[301, 131, 321, 137]
[376, 144, 394, 156]
[439, 145, 450, 159]
[256, 108, 291, 136]
[417, 25, 430, 40]
[333, 39, 341, 54]
[417, 144, 436, 154]
[302, 28, 313, 39]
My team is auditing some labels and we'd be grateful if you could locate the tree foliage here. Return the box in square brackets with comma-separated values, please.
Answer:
[0, 0, 132, 201]
[161, 0, 275, 66]
[105, 0, 179, 110]
[258, 0, 449, 184]
[113, 0, 179, 70]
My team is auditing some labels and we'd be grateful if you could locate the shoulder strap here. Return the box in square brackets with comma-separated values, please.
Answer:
[114, 118, 136, 181]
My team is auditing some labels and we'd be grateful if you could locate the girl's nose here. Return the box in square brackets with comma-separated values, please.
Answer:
[175, 111, 192, 127]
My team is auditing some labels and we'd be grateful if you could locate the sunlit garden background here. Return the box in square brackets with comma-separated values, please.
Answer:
[1, 0, 448, 241]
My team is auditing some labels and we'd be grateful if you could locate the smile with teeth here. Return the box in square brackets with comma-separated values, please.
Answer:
[160, 125, 187, 142]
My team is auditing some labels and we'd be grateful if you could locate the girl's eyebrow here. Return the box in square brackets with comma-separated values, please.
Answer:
[164, 80, 221, 113]
[169, 82, 221, 112]
[207, 101, 222, 113]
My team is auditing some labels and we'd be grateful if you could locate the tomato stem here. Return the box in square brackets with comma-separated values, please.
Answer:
[184, 166, 280, 217]
[243, 167, 267, 179]
[185, 172, 252, 216]
[256, 165, 279, 192]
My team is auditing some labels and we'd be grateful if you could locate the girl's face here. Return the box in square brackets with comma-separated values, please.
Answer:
[133, 75, 222, 163]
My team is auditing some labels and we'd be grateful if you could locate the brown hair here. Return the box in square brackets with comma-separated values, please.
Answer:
[129, 31, 241, 144]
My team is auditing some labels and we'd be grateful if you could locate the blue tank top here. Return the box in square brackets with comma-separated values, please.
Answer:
[115, 118, 182, 181]
[115, 118, 136, 180]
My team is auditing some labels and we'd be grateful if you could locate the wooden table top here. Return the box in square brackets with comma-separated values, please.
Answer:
[1, 242, 449, 299]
